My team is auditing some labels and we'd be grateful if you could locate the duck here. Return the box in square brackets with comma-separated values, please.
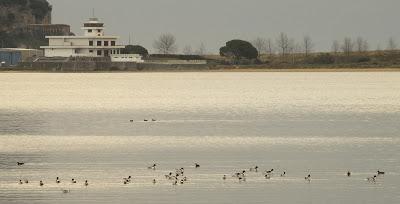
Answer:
[123, 176, 132, 183]
[62, 189, 70, 194]
[305, 174, 311, 182]
[367, 175, 377, 182]
[266, 169, 274, 174]
[347, 171, 351, 177]
[17, 162, 24, 166]
[130, 120, 134, 123]
[72, 179, 77, 184]
[40, 181, 44, 186]
[281, 171, 286, 177]
[195, 163, 200, 168]
[152, 179, 157, 184]
[24, 179, 29, 184]
[144, 119, 149, 122]
[152, 119, 157, 122]
[265, 174, 271, 179]
[148, 164, 157, 170]
[19, 180, 23, 185]
[85, 180, 89, 186]
[56, 177, 61, 184]
[255, 166, 259, 172]
[223, 175, 227, 180]
[377, 170, 385, 175]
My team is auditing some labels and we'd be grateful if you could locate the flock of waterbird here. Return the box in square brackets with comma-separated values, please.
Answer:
[15, 161, 385, 194]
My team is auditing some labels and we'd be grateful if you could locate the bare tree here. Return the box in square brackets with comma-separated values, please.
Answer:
[195, 43, 206, 55]
[341, 37, 354, 56]
[153, 33, 178, 54]
[332, 40, 340, 54]
[266, 38, 274, 56]
[356, 37, 369, 53]
[276, 32, 290, 57]
[288, 38, 300, 64]
[183, 45, 193, 55]
[302, 35, 314, 57]
[387, 37, 397, 51]
[252, 37, 267, 55]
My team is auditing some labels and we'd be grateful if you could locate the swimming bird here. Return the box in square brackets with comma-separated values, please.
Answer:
[266, 169, 274, 174]
[40, 181, 44, 186]
[195, 163, 200, 168]
[72, 179, 77, 184]
[255, 166, 259, 172]
[19, 180, 23, 185]
[56, 177, 61, 184]
[265, 174, 271, 179]
[144, 119, 149, 122]
[377, 170, 385, 175]
[347, 171, 351, 177]
[223, 175, 227, 180]
[85, 180, 89, 186]
[148, 164, 157, 170]
[17, 162, 24, 166]
[130, 120, 134, 123]
[305, 174, 311, 182]
[24, 179, 29, 184]
[367, 175, 377, 182]
[123, 176, 132, 183]
[62, 189, 70, 194]
[153, 179, 157, 184]
[152, 119, 157, 122]
[281, 171, 286, 177]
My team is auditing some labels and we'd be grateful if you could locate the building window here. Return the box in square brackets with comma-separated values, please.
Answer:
[88, 29, 92, 33]
[111, 41, 115, 46]
[89, 50, 93, 53]
[98, 29, 101, 32]
[104, 50, 109, 57]
[104, 41, 109, 46]
[97, 41, 102, 46]
[97, 50, 102, 56]
[89, 41, 93, 46]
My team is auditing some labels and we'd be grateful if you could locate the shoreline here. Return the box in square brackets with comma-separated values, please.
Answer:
[1, 67, 400, 73]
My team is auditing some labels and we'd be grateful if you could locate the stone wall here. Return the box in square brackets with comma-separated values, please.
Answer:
[17, 61, 210, 72]
[25, 24, 70, 38]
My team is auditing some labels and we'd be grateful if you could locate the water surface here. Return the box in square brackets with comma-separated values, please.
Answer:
[0, 72, 399, 204]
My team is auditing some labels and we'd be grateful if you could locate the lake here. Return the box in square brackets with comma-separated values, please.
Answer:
[0, 72, 399, 204]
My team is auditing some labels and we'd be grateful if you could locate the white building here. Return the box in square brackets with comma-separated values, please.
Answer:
[41, 18, 125, 58]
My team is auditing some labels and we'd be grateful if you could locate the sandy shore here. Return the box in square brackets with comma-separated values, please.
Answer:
[1, 67, 400, 73]
[209, 67, 400, 72]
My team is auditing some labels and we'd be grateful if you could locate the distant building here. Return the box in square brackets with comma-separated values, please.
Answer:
[40, 18, 125, 58]
[0, 48, 43, 66]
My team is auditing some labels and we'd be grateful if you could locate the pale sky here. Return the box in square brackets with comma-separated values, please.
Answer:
[48, 0, 400, 54]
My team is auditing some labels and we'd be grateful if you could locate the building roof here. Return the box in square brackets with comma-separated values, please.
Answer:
[45, 36, 119, 39]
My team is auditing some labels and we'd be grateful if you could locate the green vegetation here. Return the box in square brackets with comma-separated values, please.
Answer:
[122, 45, 149, 56]
[0, 0, 51, 21]
[220, 40, 259, 61]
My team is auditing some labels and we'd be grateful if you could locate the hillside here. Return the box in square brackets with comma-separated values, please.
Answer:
[0, 0, 52, 48]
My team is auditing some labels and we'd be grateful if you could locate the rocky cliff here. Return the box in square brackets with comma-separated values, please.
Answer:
[0, 0, 52, 48]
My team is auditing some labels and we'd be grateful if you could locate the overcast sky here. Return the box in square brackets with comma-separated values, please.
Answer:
[48, 0, 400, 54]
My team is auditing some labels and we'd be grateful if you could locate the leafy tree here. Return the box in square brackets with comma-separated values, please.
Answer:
[122, 45, 149, 56]
[220, 39, 258, 60]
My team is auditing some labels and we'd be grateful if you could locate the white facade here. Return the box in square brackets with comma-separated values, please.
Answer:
[41, 18, 125, 57]
[110, 54, 144, 63]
